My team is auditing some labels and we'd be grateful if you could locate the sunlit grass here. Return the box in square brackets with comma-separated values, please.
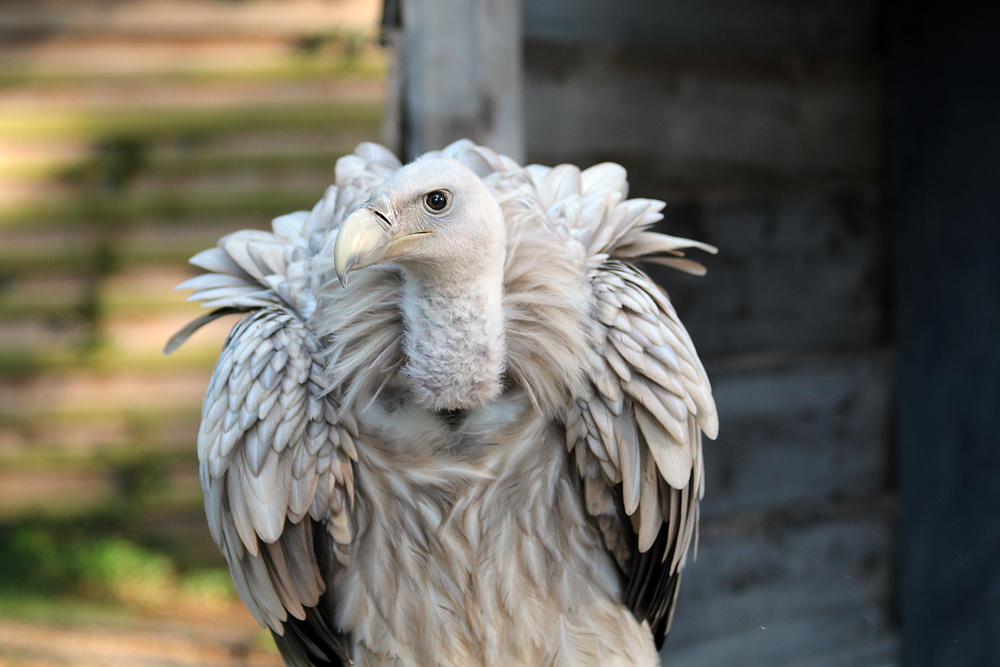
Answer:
[0, 36, 388, 88]
[0, 188, 335, 231]
[0, 512, 237, 615]
[0, 441, 196, 473]
[0, 101, 382, 142]
[0, 340, 225, 378]
[0, 591, 139, 625]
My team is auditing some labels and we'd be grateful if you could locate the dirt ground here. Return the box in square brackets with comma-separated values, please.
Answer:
[0, 606, 283, 667]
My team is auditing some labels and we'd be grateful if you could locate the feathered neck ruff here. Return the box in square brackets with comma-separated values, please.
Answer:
[314, 174, 592, 419]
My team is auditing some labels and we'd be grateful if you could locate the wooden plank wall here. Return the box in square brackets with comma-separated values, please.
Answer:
[522, 1, 896, 664]
[0, 0, 385, 568]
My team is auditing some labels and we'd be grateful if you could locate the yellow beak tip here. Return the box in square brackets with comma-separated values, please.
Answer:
[332, 207, 393, 286]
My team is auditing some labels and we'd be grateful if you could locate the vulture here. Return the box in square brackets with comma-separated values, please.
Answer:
[168, 140, 718, 667]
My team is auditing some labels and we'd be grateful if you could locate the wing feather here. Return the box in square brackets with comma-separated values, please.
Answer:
[198, 308, 356, 637]
[170, 145, 408, 667]
[546, 165, 717, 646]
[568, 263, 715, 645]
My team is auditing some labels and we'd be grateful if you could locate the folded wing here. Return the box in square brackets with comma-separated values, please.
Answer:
[523, 161, 719, 647]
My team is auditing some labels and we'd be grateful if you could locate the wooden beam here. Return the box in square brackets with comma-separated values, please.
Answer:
[399, 0, 523, 161]
[889, 0, 1000, 663]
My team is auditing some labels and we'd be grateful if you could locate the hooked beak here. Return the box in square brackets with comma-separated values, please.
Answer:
[333, 205, 433, 287]
[333, 207, 394, 287]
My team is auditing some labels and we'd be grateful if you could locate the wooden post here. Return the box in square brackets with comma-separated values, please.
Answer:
[890, 1, 1000, 663]
[397, 0, 523, 162]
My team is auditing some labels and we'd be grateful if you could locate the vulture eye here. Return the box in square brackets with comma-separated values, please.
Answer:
[424, 190, 449, 212]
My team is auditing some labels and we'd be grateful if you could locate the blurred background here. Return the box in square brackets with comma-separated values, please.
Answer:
[1, 1, 998, 666]
[0, 1, 383, 664]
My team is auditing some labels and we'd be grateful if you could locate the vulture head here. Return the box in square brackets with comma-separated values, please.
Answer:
[333, 157, 506, 288]
[332, 157, 509, 412]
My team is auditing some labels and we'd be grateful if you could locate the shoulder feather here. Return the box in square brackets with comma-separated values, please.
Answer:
[170, 141, 413, 665]
[199, 308, 356, 633]
[524, 157, 717, 646]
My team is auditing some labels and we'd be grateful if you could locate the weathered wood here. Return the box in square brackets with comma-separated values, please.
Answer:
[647, 193, 885, 357]
[889, 0, 1000, 664]
[701, 352, 890, 518]
[665, 513, 898, 665]
[399, 0, 523, 160]
[524, 0, 878, 54]
[524, 44, 881, 190]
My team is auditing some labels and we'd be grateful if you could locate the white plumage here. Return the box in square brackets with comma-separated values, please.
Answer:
[169, 140, 718, 667]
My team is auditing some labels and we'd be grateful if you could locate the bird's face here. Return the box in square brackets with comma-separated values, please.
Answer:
[333, 157, 505, 286]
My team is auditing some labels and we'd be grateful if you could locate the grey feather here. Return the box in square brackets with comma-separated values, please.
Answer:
[189, 247, 254, 278]
[173, 139, 716, 666]
[163, 307, 246, 354]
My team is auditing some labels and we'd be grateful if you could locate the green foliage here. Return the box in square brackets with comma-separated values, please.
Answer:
[60, 137, 148, 192]
[0, 510, 234, 610]
[0, 101, 382, 142]
[0, 188, 330, 232]
[178, 568, 235, 605]
[76, 536, 175, 605]
[0, 509, 134, 596]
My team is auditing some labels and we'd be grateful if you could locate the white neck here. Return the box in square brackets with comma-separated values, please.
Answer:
[399, 264, 506, 411]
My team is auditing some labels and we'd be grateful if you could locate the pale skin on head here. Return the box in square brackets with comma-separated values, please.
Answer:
[334, 158, 509, 412]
